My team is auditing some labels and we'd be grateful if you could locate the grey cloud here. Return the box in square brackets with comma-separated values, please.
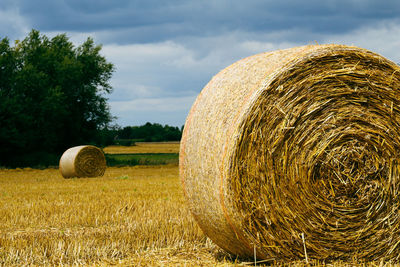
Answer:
[2, 0, 400, 127]
[11, 0, 400, 44]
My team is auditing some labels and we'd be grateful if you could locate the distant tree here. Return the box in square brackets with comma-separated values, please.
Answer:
[114, 122, 182, 143]
[0, 29, 114, 167]
[119, 126, 134, 139]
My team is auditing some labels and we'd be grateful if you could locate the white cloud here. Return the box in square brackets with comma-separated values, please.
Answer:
[110, 95, 196, 126]
[101, 32, 301, 126]
[101, 41, 199, 100]
[110, 95, 196, 113]
[102, 41, 189, 66]
[323, 20, 400, 64]
[0, 7, 29, 40]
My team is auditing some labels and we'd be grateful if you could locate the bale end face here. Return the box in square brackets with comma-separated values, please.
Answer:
[59, 145, 106, 178]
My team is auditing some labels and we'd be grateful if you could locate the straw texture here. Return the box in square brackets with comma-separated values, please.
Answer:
[59, 145, 106, 178]
[180, 44, 400, 261]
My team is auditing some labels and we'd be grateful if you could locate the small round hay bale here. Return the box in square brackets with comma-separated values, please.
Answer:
[180, 44, 400, 262]
[59, 145, 106, 178]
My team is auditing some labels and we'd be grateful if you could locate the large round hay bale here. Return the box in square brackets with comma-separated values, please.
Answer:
[180, 44, 400, 262]
[59, 145, 106, 178]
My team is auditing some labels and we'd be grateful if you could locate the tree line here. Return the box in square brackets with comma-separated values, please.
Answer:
[0, 30, 182, 168]
[96, 122, 183, 147]
[115, 122, 183, 144]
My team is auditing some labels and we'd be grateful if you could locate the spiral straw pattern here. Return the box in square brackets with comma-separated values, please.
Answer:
[59, 145, 106, 178]
[180, 44, 400, 261]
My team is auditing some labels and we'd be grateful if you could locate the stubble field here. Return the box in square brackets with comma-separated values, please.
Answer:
[0, 143, 243, 266]
[0, 143, 389, 266]
[0, 164, 238, 266]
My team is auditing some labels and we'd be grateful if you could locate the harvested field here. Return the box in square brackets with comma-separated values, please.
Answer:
[0, 165, 231, 265]
[0, 165, 396, 265]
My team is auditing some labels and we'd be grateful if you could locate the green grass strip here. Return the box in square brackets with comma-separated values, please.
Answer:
[105, 153, 178, 167]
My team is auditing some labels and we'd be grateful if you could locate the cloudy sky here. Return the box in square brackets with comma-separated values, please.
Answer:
[1, 0, 400, 127]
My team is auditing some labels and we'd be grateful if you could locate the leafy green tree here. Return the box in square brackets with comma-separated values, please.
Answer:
[0, 30, 114, 167]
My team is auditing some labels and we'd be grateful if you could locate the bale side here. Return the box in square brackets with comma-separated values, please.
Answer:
[180, 44, 321, 257]
[180, 44, 400, 261]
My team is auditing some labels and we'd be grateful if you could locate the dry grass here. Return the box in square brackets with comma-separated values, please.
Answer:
[0, 166, 397, 265]
[104, 142, 180, 154]
[0, 165, 234, 266]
